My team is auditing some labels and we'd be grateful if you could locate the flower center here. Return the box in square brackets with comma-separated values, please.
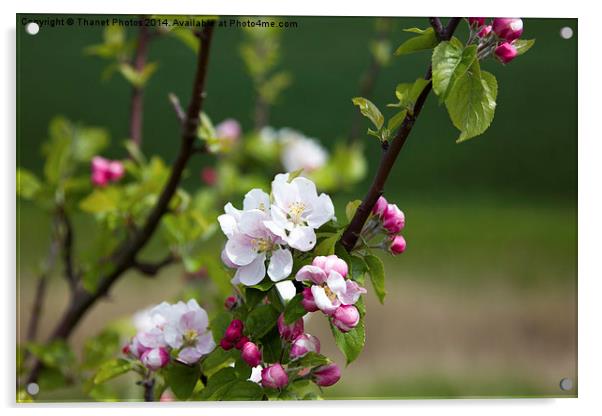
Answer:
[288, 201, 306, 224]
[183, 329, 198, 346]
[253, 237, 275, 253]
[323, 285, 337, 302]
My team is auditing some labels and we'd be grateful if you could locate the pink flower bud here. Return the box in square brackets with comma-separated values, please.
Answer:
[124, 336, 148, 359]
[478, 25, 492, 38]
[372, 196, 388, 217]
[141, 347, 170, 371]
[277, 313, 304, 342]
[224, 296, 237, 310]
[495, 42, 518, 64]
[468, 17, 486, 27]
[261, 363, 289, 389]
[389, 235, 407, 255]
[323, 255, 348, 278]
[223, 319, 244, 342]
[383, 204, 405, 234]
[301, 287, 319, 312]
[312, 363, 341, 387]
[160, 390, 174, 402]
[107, 161, 124, 181]
[201, 166, 218, 186]
[331, 305, 360, 333]
[215, 118, 241, 142]
[241, 342, 262, 367]
[492, 18, 523, 42]
[220, 338, 234, 351]
[235, 336, 249, 350]
[290, 334, 321, 358]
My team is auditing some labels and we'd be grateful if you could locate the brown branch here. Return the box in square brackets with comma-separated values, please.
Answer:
[133, 254, 176, 277]
[57, 207, 77, 289]
[26, 23, 217, 385]
[341, 17, 461, 252]
[129, 22, 150, 146]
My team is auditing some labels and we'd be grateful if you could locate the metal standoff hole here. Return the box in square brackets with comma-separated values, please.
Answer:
[560, 26, 573, 39]
[559, 377, 573, 391]
[26, 382, 40, 396]
[25, 22, 40, 35]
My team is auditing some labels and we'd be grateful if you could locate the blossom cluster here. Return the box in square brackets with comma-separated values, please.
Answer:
[218, 313, 341, 389]
[91, 156, 124, 187]
[123, 299, 215, 371]
[218, 173, 335, 286]
[259, 127, 329, 174]
[369, 196, 407, 255]
[296, 255, 366, 332]
[468, 17, 525, 64]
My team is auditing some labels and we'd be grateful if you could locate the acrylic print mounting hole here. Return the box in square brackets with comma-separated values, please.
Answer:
[25, 22, 39, 35]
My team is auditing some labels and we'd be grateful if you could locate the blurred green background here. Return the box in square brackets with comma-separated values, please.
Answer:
[17, 15, 577, 400]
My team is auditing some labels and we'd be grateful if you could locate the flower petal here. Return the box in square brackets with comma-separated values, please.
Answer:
[178, 347, 203, 364]
[338, 280, 367, 305]
[326, 271, 347, 297]
[235, 254, 267, 286]
[272, 178, 296, 212]
[217, 213, 238, 238]
[225, 233, 257, 266]
[243, 189, 271, 212]
[291, 177, 318, 203]
[267, 248, 293, 282]
[295, 265, 328, 285]
[311, 285, 339, 315]
[287, 226, 316, 251]
[306, 193, 335, 228]
[238, 209, 269, 239]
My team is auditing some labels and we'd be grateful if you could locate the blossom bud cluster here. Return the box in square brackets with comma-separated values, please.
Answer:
[468, 17, 525, 64]
[372, 196, 407, 255]
[91, 156, 124, 187]
[122, 300, 215, 371]
[296, 255, 366, 333]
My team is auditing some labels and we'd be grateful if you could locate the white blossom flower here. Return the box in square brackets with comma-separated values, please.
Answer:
[218, 188, 293, 286]
[265, 174, 335, 251]
[279, 128, 328, 173]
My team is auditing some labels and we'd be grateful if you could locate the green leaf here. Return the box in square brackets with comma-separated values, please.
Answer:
[390, 78, 430, 113]
[330, 319, 366, 365]
[234, 355, 253, 379]
[514, 39, 535, 56]
[245, 288, 266, 309]
[209, 311, 232, 342]
[314, 232, 342, 256]
[351, 97, 384, 130]
[395, 27, 438, 55]
[198, 367, 237, 400]
[201, 347, 236, 377]
[364, 254, 386, 304]
[260, 327, 283, 363]
[249, 277, 275, 292]
[82, 329, 120, 369]
[220, 380, 263, 401]
[245, 304, 279, 339]
[118, 62, 158, 87]
[73, 126, 109, 162]
[27, 340, 75, 371]
[283, 293, 306, 324]
[445, 61, 498, 143]
[290, 352, 331, 369]
[387, 110, 407, 132]
[345, 200, 362, 223]
[170, 28, 200, 53]
[165, 362, 200, 400]
[16, 168, 42, 200]
[93, 359, 132, 384]
[432, 38, 478, 101]
[79, 187, 121, 214]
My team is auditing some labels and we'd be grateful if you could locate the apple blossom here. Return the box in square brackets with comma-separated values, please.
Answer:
[296, 255, 366, 316]
[382, 204, 405, 234]
[478, 25, 492, 38]
[495, 42, 518, 64]
[249, 365, 263, 384]
[389, 235, 407, 255]
[235, 336, 250, 350]
[223, 319, 244, 342]
[140, 347, 170, 371]
[261, 363, 289, 389]
[492, 18, 523, 42]
[279, 128, 328, 173]
[215, 118, 241, 143]
[467, 17, 486, 27]
[372, 196, 388, 217]
[241, 342, 262, 367]
[312, 363, 341, 387]
[277, 313, 304, 342]
[301, 287, 319, 312]
[331, 305, 360, 333]
[224, 296, 237, 310]
[266, 173, 335, 251]
[312, 255, 348, 278]
[290, 334, 321, 358]
[219, 188, 293, 285]
[91, 156, 124, 187]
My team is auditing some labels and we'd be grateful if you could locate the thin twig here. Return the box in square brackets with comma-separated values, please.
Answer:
[341, 17, 462, 252]
[26, 23, 217, 385]
[133, 254, 176, 277]
[168, 93, 186, 125]
[129, 22, 150, 146]
[58, 207, 77, 290]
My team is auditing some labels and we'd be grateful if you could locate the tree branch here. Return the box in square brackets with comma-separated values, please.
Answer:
[57, 206, 77, 290]
[340, 17, 461, 252]
[129, 22, 150, 146]
[133, 254, 176, 277]
[26, 23, 217, 385]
